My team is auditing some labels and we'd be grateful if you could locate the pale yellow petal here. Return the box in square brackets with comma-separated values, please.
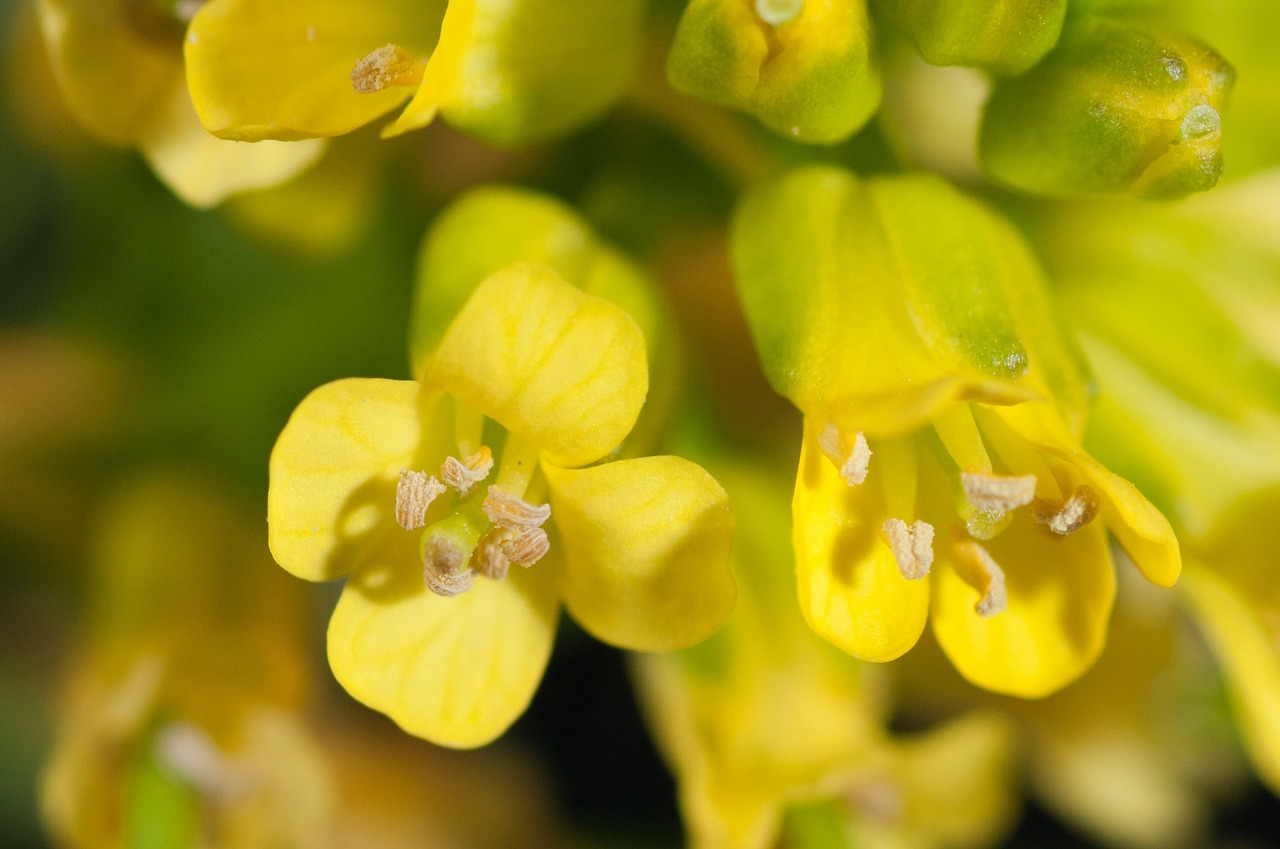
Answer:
[328, 541, 559, 748]
[267, 378, 422, 582]
[545, 456, 735, 652]
[426, 263, 648, 468]
[139, 77, 325, 208]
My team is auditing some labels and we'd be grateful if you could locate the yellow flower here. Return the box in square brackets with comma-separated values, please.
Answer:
[731, 166, 1180, 696]
[269, 262, 736, 747]
[636, 462, 1019, 849]
[184, 0, 645, 146]
[41, 473, 331, 849]
[35, 0, 323, 206]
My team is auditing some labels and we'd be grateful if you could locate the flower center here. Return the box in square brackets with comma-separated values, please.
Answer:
[393, 400, 552, 598]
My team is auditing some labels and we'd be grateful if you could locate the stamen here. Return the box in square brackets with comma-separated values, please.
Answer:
[351, 44, 426, 94]
[483, 486, 551, 530]
[952, 538, 1007, 617]
[1035, 485, 1100, 535]
[961, 471, 1036, 514]
[473, 530, 512, 581]
[422, 535, 474, 597]
[500, 527, 550, 568]
[755, 0, 803, 27]
[819, 422, 872, 486]
[881, 518, 935, 580]
[395, 470, 445, 530]
[440, 446, 493, 496]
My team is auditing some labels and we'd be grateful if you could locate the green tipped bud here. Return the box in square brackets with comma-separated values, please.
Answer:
[666, 0, 881, 144]
[879, 0, 1067, 76]
[979, 17, 1234, 199]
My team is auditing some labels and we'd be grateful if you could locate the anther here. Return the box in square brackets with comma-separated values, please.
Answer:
[952, 538, 1007, 618]
[961, 471, 1036, 515]
[422, 536, 473, 597]
[483, 486, 551, 530]
[881, 518, 935, 580]
[473, 530, 512, 581]
[500, 527, 550, 568]
[1034, 485, 1100, 535]
[351, 44, 426, 94]
[395, 470, 446, 530]
[819, 422, 871, 486]
[440, 446, 493, 496]
[154, 723, 252, 803]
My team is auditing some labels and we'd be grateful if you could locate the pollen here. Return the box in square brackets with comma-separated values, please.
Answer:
[1034, 485, 1100, 535]
[961, 471, 1036, 515]
[819, 422, 872, 486]
[881, 518, 935, 580]
[483, 486, 551, 530]
[952, 538, 1008, 618]
[440, 446, 494, 496]
[422, 536, 474, 597]
[500, 527, 550, 567]
[473, 530, 512, 581]
[351, 44, 426, 94]
[395, 470, 446, 530]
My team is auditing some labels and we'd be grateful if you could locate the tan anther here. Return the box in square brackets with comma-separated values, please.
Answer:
[961, 471, 1036, 514]
[1034, 485, 1100, 535]
[818, 422, 871, 486]
[952, 538, 1007, 617]
[881, 518, 935, 580]
[500, 527, 550, 568]
[154, 723, 254, 803]
[422, 536, 473, 597]
[472, 530, 512, 581]
[351, 44, 426, 94]
[440, 446, 493, 496]
[395, 470, 445, 530]
[483, 486, 551, 531]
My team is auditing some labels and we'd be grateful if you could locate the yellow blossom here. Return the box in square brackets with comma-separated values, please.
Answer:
[268, 263, 735, 747]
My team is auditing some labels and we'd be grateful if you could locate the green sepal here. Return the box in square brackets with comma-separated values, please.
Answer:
[730, 166, 1088, 436]
[439, 0, 647, 147]
[878, 0, 1067, 75]
[979, 16, 1234, 198]
[667, 0, 881, 144]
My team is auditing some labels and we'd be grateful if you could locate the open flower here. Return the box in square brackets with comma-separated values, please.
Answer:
[35, 0, 323, 206]
[269, 262, 735, 747]
[185, 0, 645, 146]
[731, 166, 1179, 696]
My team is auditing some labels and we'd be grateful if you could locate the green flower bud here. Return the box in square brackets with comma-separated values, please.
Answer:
[979, 17, 1234, 198]
[878, 0, 1067, 76]
[667, 0, 881, 144]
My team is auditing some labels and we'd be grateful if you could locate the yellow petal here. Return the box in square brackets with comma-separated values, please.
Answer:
[267, 378, 422, 582]
[426, 263, 648, 468]
[544, 456, 735, 652]
[382, 0, 472, 137]
[328, 540, 559, 748]
[793, 422, 930, 662]
[185, 0, 446, 140]
[37, 0, 180, 144]
[139, 77, 325, 208]
[930, 516, 1115, 697]
[1180, 564, 1280, 794]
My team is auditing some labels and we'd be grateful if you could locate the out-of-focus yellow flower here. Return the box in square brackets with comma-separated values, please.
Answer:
[41, 473, 330, 849]
[184, 0, 644, 146]
[636, 462, 1019, 849]
[731, 166, 1180, 697]
[269, 264, 735, 747]
[35, 0, 324, 206]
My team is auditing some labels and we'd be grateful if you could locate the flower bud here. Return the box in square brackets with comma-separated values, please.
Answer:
[666, 0, 880, 144]
[880, 0, 1067, 75]
[979, 17, 1233, 198]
